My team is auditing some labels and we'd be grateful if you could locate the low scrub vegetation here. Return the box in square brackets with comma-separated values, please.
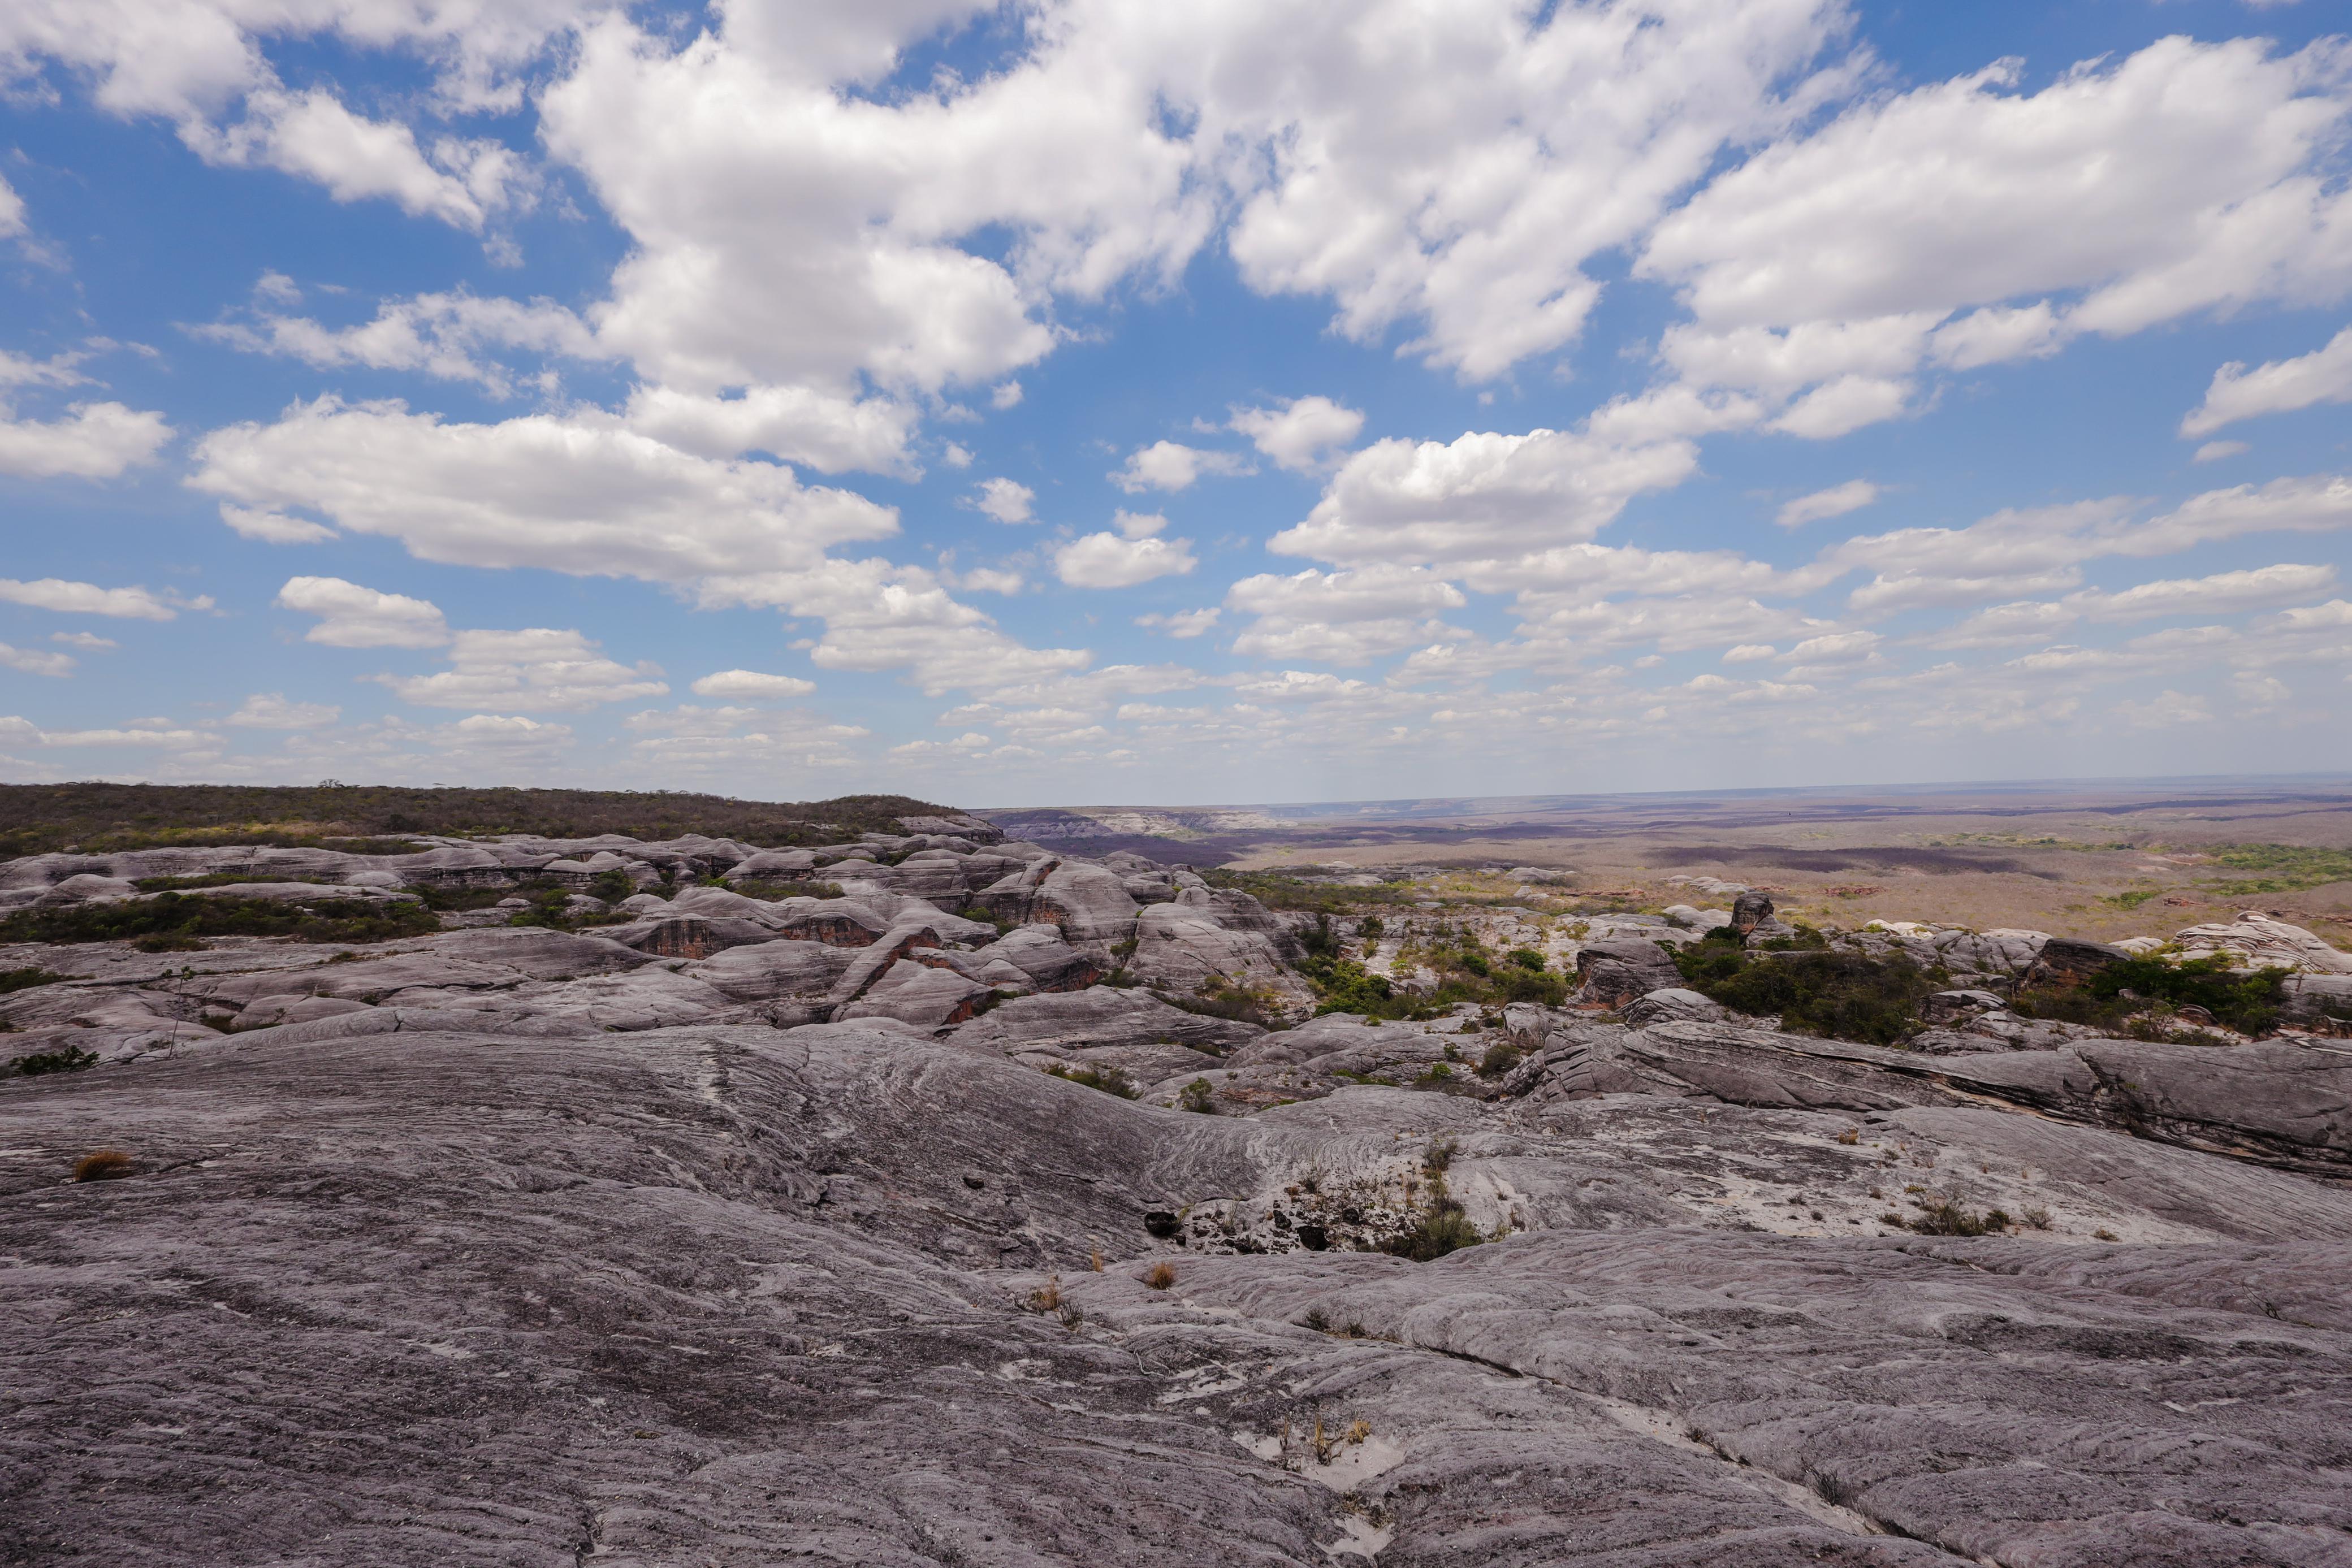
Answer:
[2013, 954, 2286, 1037]
[0, 968, 64, 997]
[2194, 842, 2352, 895]
[724, 878, 845, 902]
[0, 782, 954, 858]
[0, 892, 439, 948]
[1045, 1062, 1139, 1099]
[1905, 1199, 2011, 1236]
[7, 1043, 97, 1076]
[1201, 868, 1422, 915]
[132, 873, 331, 892]
[1382, 1139, 1490, 1262]
[1298, 916, 1567, 1020]
[1156, 982, 1284, 1029]
[1672, 933, 1935, 1046]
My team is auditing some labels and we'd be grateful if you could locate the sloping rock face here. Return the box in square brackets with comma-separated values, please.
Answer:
[2177, 910, 2352, 974]
[7, 832, 2352, 1567]
[1573, 938, 1683, 1007]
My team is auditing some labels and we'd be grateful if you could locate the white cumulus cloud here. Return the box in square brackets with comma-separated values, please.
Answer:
[375, 627, 669, 713]
[276, 576, 451, 648]
[1111, 440, 1252, 493]
[2182, 326, 2352, 438]
[691, 669, 818, 700]
[227, 692, 340, 729]
[970, 477, 1036, 525]
[0, 402, 172, 478]
[0, 578, 190, 620]
[1776, 479, 1879, 527]
[1228, 396, 1364, 474]
[1055, 532, 1197, 590]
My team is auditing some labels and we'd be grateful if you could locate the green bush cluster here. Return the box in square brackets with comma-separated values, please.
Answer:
[1671, 934, 1936, 1047]
[2014, 954, 2286, 1036]
[1296, 919, 1568, 1020]
[1906, 1201, 2011, 1236]
[1155, 984, 1284, 1028]
[2197, 842, 2352, 894]
[0, 968, 64, 997]
[0, 892, 439, 948]
[1045, 1062, 1139, 1098]
[1201, 868, 1421, 915]
[6, 1043, 97, 1077]
[1382, 1140, 1489, 1262]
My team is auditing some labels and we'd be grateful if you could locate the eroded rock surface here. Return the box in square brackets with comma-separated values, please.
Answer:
[6, 830, 2352, 1566]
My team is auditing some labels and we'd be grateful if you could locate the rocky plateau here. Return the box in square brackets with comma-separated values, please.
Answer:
[3, 814, 2350, 1566]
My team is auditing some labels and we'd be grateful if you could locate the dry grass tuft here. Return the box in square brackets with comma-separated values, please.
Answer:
[73, 1149, 133, 1183]
[1143, 1262, 1178, 1290]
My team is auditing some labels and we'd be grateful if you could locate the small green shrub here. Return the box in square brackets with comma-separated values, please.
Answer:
[1493, 967, 1567, 1006]
[1047, 1063, 1139, 1099]
[133, 930, 205, 952]
[1178, 1077, 1217, 1114]
[9, 1043, 97, 1076]
[1907, 1201, 2010, 1236]
[1505, 947, 1545, 972]
[1382, 1200, 1484, 1261]
[1300, 955, 1415, 1017]
[732, 878, 846, 901]
[1155, 985, 1283, 1028]
[0, 968, 64, 997]
[1477, 1041, 1522, 1077]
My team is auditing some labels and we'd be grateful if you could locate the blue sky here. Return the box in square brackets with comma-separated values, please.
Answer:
[2, 0, 2349, 807]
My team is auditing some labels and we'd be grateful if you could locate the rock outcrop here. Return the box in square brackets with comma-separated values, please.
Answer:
[7, 829, 2352, 1567]
[1572, 937, 1683, 1007]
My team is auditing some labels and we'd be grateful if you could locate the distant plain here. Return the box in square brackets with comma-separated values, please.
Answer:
[984, 777, 2352, 945]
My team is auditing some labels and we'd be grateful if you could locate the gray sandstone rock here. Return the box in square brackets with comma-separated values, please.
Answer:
[1573, 938, 1684, 1008]
[1920, 987, 2006, 1024]
[2022, 933, 2135, 990]
[681, 939, 856, 1004]
[1127, 901, 1304, 1001]
[1730, 889, 1774, 935]
[971, 924, 1102, 991]
[12, 828, 2352, 1567]
[2174, 909, 2352, 974]
[1622, 986, 1731, 1027]
[949, 986, 1260, 1059]
[837, 961, 992, 1029]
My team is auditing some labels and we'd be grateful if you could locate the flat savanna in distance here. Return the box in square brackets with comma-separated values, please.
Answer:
[985, 776, 2352, 945]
